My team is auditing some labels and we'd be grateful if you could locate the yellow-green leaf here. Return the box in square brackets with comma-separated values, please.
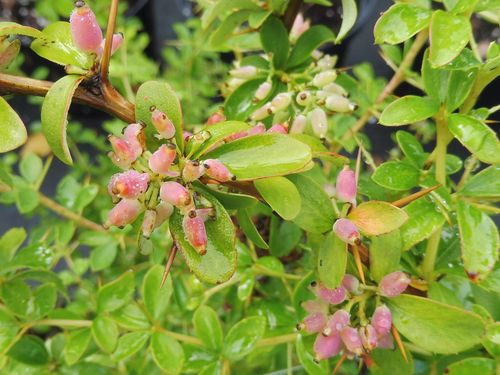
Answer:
[0, 97, 27, 153]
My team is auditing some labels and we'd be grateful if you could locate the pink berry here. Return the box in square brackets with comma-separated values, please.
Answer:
[148, 144, 176, 175]
[203, 159, 233, 182]
[160, 182, 191, 208]
[183, 211, 208, 255]
[336, 165, 357, 206]
[342, 274, 361, 295]
[359, 324, 378, 351]
[123, 123, 145, 155]
[108, 136, 138, 168]
[267, 124, 288, 134]
[323, 310, 350, 336]
[340, 326, 363, 356]
[379, 271, 411, 297]
[298, 312, 327, 333]
[372, 305, 392, 336]
[108, 170, 149, 199]
[70, 1, 103, 54]
[206, 111, 226, 125]
[142, 209, 156, 238]
[377, 333, 394, 349]
[154, 202, 174, 228]
[314, 332, 342, 360]
[151, 109, 176, 139]
[105, 199, 142, 228]
[290, 115, 307, 134]
[182, 160, 205, 182]
[333, 218, 360, 244]
[313, 283, 346, 305]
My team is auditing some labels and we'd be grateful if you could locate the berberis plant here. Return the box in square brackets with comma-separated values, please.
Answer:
[0, 0, 499, 373]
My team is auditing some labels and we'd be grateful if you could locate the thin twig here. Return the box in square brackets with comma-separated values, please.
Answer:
[100, 0, 120, 82]
[160, 245, 178, 288]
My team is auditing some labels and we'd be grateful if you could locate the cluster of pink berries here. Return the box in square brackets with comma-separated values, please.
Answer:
[104, 108, 233, 255]
[298, 271, 411, 361]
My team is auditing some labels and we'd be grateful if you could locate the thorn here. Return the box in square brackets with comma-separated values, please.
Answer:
[352, 244, 366, 284]
[160, 245, 178, 289]
[355, 146, 362, 184]
[391, 185, 441, 208]
[333, 353, 347, 375]
[392, 325, 408, 363]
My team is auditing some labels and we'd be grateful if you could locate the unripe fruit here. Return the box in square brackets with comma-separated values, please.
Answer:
[148, 144, 176, 175]
[229, 65, 258, 79]
[325, 94, 356, 113]
[255, 82, 272, 101]
[336, 165, 357, 205]
[203, 159, 233, 182]
[313, 283, 347, 305]
[298, 312, 327, 333]
[271, 93, 292, 112]
[340, 326, 363, 356]
[378, 271, 411, 297]
[142, 209, 156, 238]
[377, 333, 394, 349]
[183, 211, 208, 255]
[251, 103, 273, 121]
[108, 135, 139, 168]
[372, 305, 392, 336]
[310, 108, 328, 138]
[323, 309, 350, 336]
[290, 115, 307, 134]
[155, 202, 174, 228]
[108, 170, 149, 199]
[105, 199, 142, 228]
[206, 111, 226, 125]
[267, 124, 288, 134]
[123, 123, 145, 156]
[160, 182, 191, 208]
[323, 83, 348, 97]
[151, 109, 176, 139]
[296, 91, 311, 106]
[342, 274, 361, 295]
[312, 70, 337, 88]
[333, 218, 360, 244]
[70, 1, 103, 54]
[314, 332, 342, 360]
[359, 324, 378, 351]
[317, 55, 336, 70]
[182, 160, 205, 182]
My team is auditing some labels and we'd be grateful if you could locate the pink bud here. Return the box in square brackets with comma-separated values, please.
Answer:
[333, 218, 360, 244]
[111, 33, 123, 55]
[155, 202, 174, 228]
[206, 111, 226, 126]
[290, 13, 310, 40]
[323, 310, 350, 336]
[108, 170, 149, 199]
[379, 271, 410, 297]
[313, 283, 346, 305]
[183, 131, 193, 141]
[160, 182, 192, 208]
[247, 123, 266, 136]
[151, 109, 176, 139]
[340, 326, 363, 356]
[105, 199, 142, 228]
[342, 274, 361, 295]
[70, 1, 103, 54]
[142, 210, 156, 238]
[359, 324, 378, 351]
[377, 333, 394, 349]
[203, 159, 233, 182]
[196, 208, 215, 221]
[183, 211, 208, 255]
[311, 108, 328, 138]
[267, 124, 288, 134]
[251, 103, 273, 121]
[255, 82, 272, 101]
[270, 93, 291, 112]
[290, 115, 307, 134]
[336, 165, 357, 206]
[149, 144, 176, 175]
[229, 65, 258, 79]
[108, 136, 138, 168]
[372, 305, 392, 337]
[314, 332, 342, 360]
[298, 312, 327, 333]
[182, 160, 205, 182]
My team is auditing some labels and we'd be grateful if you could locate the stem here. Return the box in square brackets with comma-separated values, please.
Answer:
[26, 319, 92, 328]
[38, 193, 105, 232]
[256, 333, 298, 348]
[156, 326, 203, 346]
[100, 0, 120, 82]
[203, 274, 242, 302]
[0, 73, 135, 123]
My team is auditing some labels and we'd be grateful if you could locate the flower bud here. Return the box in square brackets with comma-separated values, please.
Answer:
[105, 199, 142, 228]
[183, 211, 208, 255]
[336, 165, 357, 205]
[142, 209, 156, 238]
[342, 274, 361, 295]
[267, 124, 288, 134]
[298, 312, 326, 333]
[290, 13, 310, 40]
[203, 159, 233, 182]
[160, 182, 191, 208]
[317, 55, 336, 70]
[123, 123, 145, 156]
[251, 103, 273, 121]
[271, 93, 292, 112]
[149, 144, 176, 175]
[206, 111, 226, 126]
[196, 208, 215, 221]
[70, 1, 103, 54]
[155, 202, 174, 228]
[333, 218, 360, 244]
[248, 123, 266, 136]
[151, 109, 176, 139]
[314, 332, 342, 360]
[108, 136, 138, 168]
[101, 33, 124, 56]
[340, 326, 363, 356]
[378, 271, 411, 297]
[377, 333, 394, 349]
[311, 50, 323, 60]
[182, 160, 205, 182]
[255, 82, 272, 101]
[312, 70, 337, 88]
[323, 309, 350, 336]
[359, 324, 378, 351]
[310, 108, 328, 138]
[325, 94, 356, 113]
[108, 170, 149, 199]
[323, 83, 348, 97]
[313, 283, 346, 305]
[372, 305, 392, 336]
[296, 91, 311, 106]
[229, 65, 258, 79]
[183, 131, 193, 141]
[290, 115, 307, 134]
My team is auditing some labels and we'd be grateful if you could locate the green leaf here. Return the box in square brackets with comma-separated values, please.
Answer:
[249, 10, 272, 28]
[336, 0, 357, 43]
[445, 68, 478, 112]
[446, 358, 496, 375]
[296, 335, 329, 375]
[41, 75, 84, 165]
[0, 227, 26, 264]
[287, 26, 335, 68]
[92, 315, 118, 353]
[110, 303, 150, 330]
[254, 176, 301, 220]
[201, 0, 260, 29]
[33, 283, 57, 318]
[428, 281, 462, 307]
[223, 316, 266, 361]
[191, 121, 251, 158]
[135, 81, 184, 151]
[90, 242, 118, 272]
[19, 153, 43, 184]
[237, 270, 255, 301]
[150, 332, 185, 375]
[15, 187, 39, 214]
[483, 322, 500, 357]
[457, 201, 499, 282]
[422, 48, 450, 102]
[8, 335, 49, 366]
[429, 10, 471, 67]
[224, 78, 267, 121]
[31, 22, 93, 68]
[400, 198, 445, 251]
[459, 166, 500, 199]
[386, 294, 485, 354]
[193, 305, 223, 352]
[142, 264, 173, 321]
[0, 279, 31, 316]
[195, 183, 259, 210]
[64, 328, 92, 365]
[170, 189, 236, 284]
[287, 174, 335, 233]
[0, 97, 27, 153]
[372, 161, 420, 191]
[208, 10, 253, 50]
[113, 332, 150, 361]
[444, 0, 479, 13]
[97, 270, 135, 313]
[347, 201, 408, 236]
[396, 130, 427, 168]
[448, 114, 500, 164]
[318, 232, 347, 288]
[0, 308, 19, 353]
[370, 231, 402, 282]
[237, 208, 269, 249]
[374, 4, 431, 44]
[204, 133, 312, 180]
[369, 347, 413, 375]
[269, 219, 302, 257]
[0, 22, 43, 38]
[260, 16, 289, 69]
[379, 96, 440, 126]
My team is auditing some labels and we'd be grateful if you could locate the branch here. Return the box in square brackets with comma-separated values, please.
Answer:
[100, 0, 120, 82]
[0, 73, 135, 123]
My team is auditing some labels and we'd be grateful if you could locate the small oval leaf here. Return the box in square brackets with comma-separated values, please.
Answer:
[347, 201, 408, 236]
[254, 176, 301, 220]
[0, 97, 27, 153]
[318, 232, 347, 288]
[380, 96, 440, 126]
